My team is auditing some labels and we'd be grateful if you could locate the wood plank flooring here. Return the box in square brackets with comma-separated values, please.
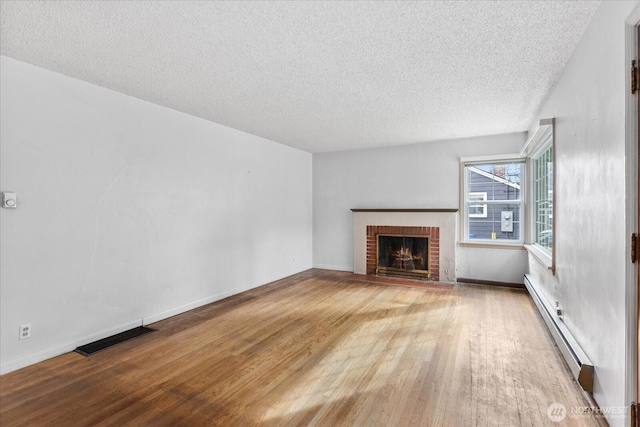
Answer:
[0, 269, 601, 426]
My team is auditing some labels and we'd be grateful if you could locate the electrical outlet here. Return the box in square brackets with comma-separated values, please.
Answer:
[19, 324, 31, 340]
[555, 301, 563, 317]
[2, 191, 17, 209]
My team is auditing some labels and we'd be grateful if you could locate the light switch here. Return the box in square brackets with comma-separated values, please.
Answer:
[501, 211, 513, 232]
[2, 192, 17, 209]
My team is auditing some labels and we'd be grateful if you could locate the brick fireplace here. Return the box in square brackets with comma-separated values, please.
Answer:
[352, 209, 457, 283]
[366, 226, 439, 281]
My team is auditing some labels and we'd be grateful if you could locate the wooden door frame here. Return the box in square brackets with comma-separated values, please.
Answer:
[626, 3, 640, 421]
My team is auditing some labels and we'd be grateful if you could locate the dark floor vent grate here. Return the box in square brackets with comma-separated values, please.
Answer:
[74, 326, 156, 356]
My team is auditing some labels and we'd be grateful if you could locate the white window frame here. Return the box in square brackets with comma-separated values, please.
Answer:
[523, 118, 555, 274]
[460, 154, 526, 246]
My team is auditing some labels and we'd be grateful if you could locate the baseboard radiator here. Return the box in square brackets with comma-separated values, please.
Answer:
[524, 275, 594, 392]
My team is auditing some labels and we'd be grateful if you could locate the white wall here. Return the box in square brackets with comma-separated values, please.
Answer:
[523, 3, 637, 426]
[313, 132, 528, 283]
[0, 56, 313, 374]
[456, 246, 526, 284]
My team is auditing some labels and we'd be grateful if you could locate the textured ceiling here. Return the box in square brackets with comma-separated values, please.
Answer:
[1, 1, 600, 153]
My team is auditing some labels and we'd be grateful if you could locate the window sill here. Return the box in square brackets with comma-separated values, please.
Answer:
[524, 244, 555, 274]
[459, 241, 525, 250]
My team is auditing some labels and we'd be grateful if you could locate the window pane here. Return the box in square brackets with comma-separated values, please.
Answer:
[467, 163, 521, 201]
[533, 146, 553, 250]
[468, 202, 521, 241]
[468, 192, 487, 218]
[465, 161, 523, 242]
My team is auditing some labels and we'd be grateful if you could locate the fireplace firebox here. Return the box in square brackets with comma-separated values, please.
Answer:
[365, 225, 440, 282]
[376, 234, 430, 280]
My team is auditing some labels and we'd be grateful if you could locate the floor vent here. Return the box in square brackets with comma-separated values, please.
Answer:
[74, 326, 156, 356]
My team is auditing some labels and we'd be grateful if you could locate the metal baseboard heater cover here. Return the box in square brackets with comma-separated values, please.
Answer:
[524, 275, 594, 393]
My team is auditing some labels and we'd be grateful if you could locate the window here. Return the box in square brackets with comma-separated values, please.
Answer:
[524, 118, 555, 272]
[461, 157, 525, 244]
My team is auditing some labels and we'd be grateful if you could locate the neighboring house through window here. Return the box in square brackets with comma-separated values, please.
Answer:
[460, 156, 525, 244]
[468, 192, 487, 218]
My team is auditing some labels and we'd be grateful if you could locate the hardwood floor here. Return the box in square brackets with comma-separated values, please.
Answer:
[0, 269, 601, 426]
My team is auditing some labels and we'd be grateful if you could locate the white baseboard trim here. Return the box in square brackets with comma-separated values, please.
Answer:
[313, 264, 353, 272]
[1, 275, 304, 375]
[1, 288, 253, 375]
[77, 319, 144, 347]
[1, 288, 244, 375]
[0, 319, 142, 375]
[1, 344, 72, 376]
[142, 288, 241, 326]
